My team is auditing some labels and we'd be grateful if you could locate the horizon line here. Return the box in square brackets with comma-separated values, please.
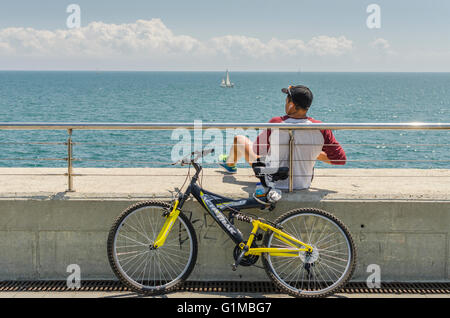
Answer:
[1, 70, 450, 73]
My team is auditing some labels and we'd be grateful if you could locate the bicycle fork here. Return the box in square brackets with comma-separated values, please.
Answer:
[151, 199, 181, 249]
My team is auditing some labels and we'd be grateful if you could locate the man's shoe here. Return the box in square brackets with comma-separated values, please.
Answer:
[218, 154, 237, 174]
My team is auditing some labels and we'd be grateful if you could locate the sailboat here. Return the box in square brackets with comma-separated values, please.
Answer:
[220, 69, 234, 88]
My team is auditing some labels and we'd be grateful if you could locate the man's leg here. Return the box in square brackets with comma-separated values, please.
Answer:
[226, 135, 259, 166]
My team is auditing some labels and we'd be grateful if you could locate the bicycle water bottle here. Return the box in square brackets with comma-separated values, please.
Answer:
[255, 182, 266, 197]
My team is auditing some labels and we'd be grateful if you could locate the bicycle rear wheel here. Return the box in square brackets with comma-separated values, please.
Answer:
[107, 201, 198, 295]
[262, 208, 356, 298]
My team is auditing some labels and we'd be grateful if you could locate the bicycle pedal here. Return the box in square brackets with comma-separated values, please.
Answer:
[231, 260, 242, 271]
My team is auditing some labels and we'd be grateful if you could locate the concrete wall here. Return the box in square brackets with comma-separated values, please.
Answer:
[0, 168, 449, 282]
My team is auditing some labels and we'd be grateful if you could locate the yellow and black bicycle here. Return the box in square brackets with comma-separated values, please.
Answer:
[107, 148, 356, 298]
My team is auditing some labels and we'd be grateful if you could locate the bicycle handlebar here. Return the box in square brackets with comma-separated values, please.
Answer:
[194, 148, 215, 157]
[171, 148, 215, 166]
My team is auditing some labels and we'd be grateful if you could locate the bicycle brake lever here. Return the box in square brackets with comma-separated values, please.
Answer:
[171, 156, 192, 166]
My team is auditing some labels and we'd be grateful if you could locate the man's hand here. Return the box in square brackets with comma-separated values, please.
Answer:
[316, 151, 332, 164]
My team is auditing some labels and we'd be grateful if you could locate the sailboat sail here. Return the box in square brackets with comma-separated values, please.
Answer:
[225, 71, 231, 86]
[221, 69, 234, 88]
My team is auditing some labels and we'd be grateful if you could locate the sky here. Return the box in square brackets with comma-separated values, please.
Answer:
[0, 0, 449, 71]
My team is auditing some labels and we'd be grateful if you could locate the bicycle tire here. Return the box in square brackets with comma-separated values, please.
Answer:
[262, 208, 356, 298]
[107, 201, 198, 295]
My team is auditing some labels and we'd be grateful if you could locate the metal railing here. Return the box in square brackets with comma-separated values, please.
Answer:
[0, 122, 449, 192]
[1, 122, 449, 130]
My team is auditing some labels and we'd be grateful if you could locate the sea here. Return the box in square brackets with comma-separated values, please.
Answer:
[0, 71, 449, 169]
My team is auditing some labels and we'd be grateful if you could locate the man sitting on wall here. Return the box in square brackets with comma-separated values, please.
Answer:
[218, 85, 346, 190]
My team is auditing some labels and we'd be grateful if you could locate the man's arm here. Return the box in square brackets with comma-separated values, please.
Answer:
[321, 129, 347, 165]
[317, 151, 332, 164]
[308, 117, 347, 165]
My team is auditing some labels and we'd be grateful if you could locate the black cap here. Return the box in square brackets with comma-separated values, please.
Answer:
[281, 85, 313, 109]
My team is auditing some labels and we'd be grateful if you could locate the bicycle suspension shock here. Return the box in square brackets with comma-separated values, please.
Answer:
[234, 213, 253, 223]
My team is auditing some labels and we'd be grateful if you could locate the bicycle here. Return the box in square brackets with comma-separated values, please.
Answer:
[107, 148, 356, 298]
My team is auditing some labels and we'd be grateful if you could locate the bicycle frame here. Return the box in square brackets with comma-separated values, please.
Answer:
[153, 161, 313, 257]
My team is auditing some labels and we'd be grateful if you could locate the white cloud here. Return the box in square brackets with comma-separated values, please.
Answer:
[0, 19, 353, 68]
[370, 38, 390, 50]
[369, 38, 396, 55]
[210, 35, 353, 59]
[307, 36, 353, 56]
[1, 19, 449, 71]
[0, 19, 208, 58]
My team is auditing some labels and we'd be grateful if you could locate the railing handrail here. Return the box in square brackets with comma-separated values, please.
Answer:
[0, 122, 449, 130]
[1, 121, 448, 192]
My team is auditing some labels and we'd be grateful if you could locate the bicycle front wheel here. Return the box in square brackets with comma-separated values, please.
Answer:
[107, 201, 198, 295]
[262, 208, 356, 298]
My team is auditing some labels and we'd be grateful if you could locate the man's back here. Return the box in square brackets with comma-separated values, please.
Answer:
[262, 115, 346, 190]
[221, 84, 346, 189]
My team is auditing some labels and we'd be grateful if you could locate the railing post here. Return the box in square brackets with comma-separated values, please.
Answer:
[289, 130, 294, 192]
[66, 129, 74, 192]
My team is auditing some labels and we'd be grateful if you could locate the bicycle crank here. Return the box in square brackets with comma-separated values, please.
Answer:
[232, 242, 259, 270]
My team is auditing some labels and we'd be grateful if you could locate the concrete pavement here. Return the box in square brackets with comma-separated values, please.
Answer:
[0, 168, 448, 201]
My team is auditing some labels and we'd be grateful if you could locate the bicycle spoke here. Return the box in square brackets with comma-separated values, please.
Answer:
[118, 250, 148, 265]
[122, 221, 151, 243]
[129, 252, 151, 278]
[319, 252, 349, 263]
[308, 215, 318, 244]
[117, 233, 148, 247]
[116, 250, 143, 256]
